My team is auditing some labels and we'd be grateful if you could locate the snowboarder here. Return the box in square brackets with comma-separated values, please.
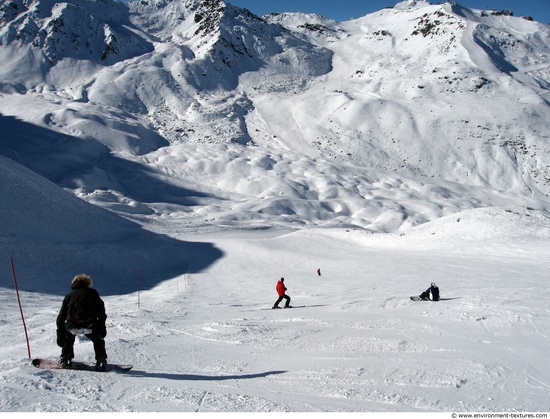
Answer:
[273, 277, 292, 308]
[419, 282, 440, 301]
[56, 274, 108, 371]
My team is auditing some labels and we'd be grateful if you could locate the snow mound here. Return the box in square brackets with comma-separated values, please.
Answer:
[401, 206, 550, 246]
[0, 154, 222, 296]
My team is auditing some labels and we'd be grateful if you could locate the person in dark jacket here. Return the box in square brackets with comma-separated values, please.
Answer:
[419, 282, 440, 301]
[56, 274, 108, 371]
[273, 277, 292, 309]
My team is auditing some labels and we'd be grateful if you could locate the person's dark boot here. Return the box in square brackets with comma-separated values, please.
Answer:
[59, 357, 72, 369]
[95, 359, 107, 372]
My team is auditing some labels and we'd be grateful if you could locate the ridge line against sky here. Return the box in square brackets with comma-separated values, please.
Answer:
[226, 0, 550, 25]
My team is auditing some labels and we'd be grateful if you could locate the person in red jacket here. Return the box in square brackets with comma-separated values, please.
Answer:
[273, 277, 292, 309]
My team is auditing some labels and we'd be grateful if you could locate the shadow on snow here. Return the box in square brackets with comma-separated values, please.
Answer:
[127, 369, 287, 381]
[0, 115, 224, 296]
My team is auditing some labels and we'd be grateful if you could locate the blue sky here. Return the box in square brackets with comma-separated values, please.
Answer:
[227, 0, 550, 25]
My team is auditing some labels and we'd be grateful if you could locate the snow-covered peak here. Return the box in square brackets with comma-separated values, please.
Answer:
[0, 0, 152, 66]
[127, 0, 226, 54]
[263, 12, 347, 47]
[393, 0, 432, 12]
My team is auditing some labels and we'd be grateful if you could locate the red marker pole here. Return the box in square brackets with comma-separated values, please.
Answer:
[10, 257, 31, 359]
[137, 268, 141, 309]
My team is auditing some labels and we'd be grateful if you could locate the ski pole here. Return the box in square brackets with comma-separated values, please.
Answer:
[10, 257, 31, 359]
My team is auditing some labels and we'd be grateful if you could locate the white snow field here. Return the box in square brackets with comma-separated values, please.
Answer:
[0, 0, 549, 413]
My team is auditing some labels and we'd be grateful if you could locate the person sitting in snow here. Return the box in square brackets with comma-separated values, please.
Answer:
[56, 274, 108, 371]
[273, 277, 292, 309]
[419, 282, 440, 301]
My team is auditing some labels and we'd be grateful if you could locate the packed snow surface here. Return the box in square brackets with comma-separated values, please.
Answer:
[1, 0, 550, 413]
[1, 203, 550, 412]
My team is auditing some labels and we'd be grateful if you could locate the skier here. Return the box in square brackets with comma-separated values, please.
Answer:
[317, 268, 321, 276]
[273, 277, 292, 309]
[56, 274, 108, 371]
[419, 282, 440, 301]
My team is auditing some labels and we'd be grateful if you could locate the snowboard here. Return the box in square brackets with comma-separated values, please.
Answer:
[269, 305, 305, 310]
[32, 358, 132, 373]
[410, 296, 438, 301]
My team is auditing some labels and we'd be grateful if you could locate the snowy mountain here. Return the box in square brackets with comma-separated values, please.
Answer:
[1, 1, 550, 412]
[0, 0, 549, 281]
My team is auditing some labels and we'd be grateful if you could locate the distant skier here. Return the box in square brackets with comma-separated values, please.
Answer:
[273, 277, 292, 309]
[419, 283, 440, 301]
[317, 268, 321, 276]
[56, 274, 108, 371]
